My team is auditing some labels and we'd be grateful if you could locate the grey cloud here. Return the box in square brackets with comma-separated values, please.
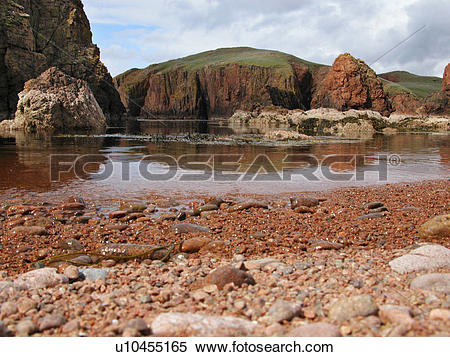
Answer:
[83, 0, 449, 77]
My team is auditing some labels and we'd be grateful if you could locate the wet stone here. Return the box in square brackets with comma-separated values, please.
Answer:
[58, 238, 84, 251]
[357, 212, 385, 220]
[193, 203, 219, 216]
[231, 201, 268, 211]
[11, 226, 47, 235]
[181, 237, 212, 253]
[290, 197, 319, 208]
[363, 201, 384, 210]
[119, 201, 147, 213]
[418, 214, 450, 240]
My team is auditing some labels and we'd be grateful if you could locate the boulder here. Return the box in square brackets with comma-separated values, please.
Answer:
[389, 245, 450, 273]
[311, 53, 390, 115]
[418, 214, 450, 240]
[1, 68, 106, 133]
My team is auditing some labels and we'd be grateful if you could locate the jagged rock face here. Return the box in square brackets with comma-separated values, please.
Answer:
[115, 62, 320, 118]
[311, 54, 390, 115]
[420, 63, 450, 116]
[442, 63, 450, 92]
[1, 67, 106, 132]
[0, 0, 124, 124]
[389, 93, 421, 115]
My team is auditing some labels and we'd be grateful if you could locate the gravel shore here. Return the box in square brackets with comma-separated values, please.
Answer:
[0, 180, 449, 337]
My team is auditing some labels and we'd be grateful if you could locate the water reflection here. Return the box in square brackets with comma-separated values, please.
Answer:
[0, 120, 448, 202]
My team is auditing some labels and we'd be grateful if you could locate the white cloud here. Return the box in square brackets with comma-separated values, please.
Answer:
[83, 0, 449, 77]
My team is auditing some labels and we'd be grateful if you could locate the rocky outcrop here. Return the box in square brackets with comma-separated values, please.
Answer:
[0, 0, 124, 124]
[388, 92, 421, 115]
[0, 67, 106, 132]
[114, 47, 327, 119]
[230, 107, 449, 138]
[311, 54, 390, 115]
[419, 63, 450, 116]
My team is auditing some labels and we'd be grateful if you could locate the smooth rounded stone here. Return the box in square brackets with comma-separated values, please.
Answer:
[369, 206, 388, 213]
[244, 258, 281, 271]
[357, 212, 385, 220]
[310, 240, 344, 250]
[13, 268, 69, 290]
[171, 223, 211, 234]
[62, 319, 80, 334]
[69, 255, 93, 265]
[389, 245, 450, 273]
[199, 266, 256, 290]
[410, 273, 450, 294]
[200, 240, 226, 254]
[290, 197, 319, 208]
[265, 299, 302, 323]
[429, 309, 450, 321]
[231, 201, 268, 212]
[38, 314, 67, 331]
[181, 237, 212, 253]
[11, 226, 47, 235]
[36, 248, 51, 260]
[104, 223, 128, 231]
[0, 321, 10, 337]
[59, 202, 85, 211]
[294, 261, 312, 270]
[79, 268, 108, 282]
[58, 238, 84, 251]
[101, 259, 117, 268]
[119, 201, 147, 213]
[287, 322, 342, 337]
[293, 206, 314, 214]
[73, 215, 92, 224]
[17, 297, 38, 313]
[155, 198, 180, 208]
[193, 203, 219, 216]
[328, 294, 378, 322]
[363, 201, 384, 210]
[109, 210, 127, 219]
[151, 313, 257, 337]
[0, 301, 18, 318]
[16, 319, 38, 336]
[63, 265, 80, 280]
[378, 305, 413, 326]
[126, 318, 151, 335]
[264, 323, 286, 336]
[418, 214, 450, 240]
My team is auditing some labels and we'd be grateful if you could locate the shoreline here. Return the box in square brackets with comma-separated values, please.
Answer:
[0, 179, 449, 336]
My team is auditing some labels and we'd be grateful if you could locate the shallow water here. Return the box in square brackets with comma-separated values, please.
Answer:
[0, 119, 449, 204]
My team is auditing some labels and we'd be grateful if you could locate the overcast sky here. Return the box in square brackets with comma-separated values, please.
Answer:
[83, 0, 449, 77]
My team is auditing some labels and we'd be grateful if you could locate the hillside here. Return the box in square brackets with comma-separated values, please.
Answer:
[379, 71, 442, 98]
[115, 47, 447, 118]
[114, 47, 329, 118]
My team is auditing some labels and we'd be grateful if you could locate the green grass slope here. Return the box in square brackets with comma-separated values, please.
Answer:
[115, 47, 326, 84]
[378, 71, 442, 98]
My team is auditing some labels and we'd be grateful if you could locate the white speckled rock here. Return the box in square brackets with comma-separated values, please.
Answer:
[410, 273, 450, 294]
[328, 295, 378, 322]
[13, 268, 68, 290]
[378, 305, 413, 326]
[151, 313, 257, 337]
[287, 322, 342, 337]
[389, 245, 450, 273]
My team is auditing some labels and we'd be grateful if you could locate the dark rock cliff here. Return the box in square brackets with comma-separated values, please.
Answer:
[0, 0, 124, 124]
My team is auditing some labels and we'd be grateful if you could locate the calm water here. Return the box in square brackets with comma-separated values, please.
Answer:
[0, 119, 449, 204]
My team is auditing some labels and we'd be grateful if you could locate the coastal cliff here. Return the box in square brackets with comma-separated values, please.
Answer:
[0, 0, 124, 124]
[114, 47, 328, 119]
[115, 47, 447, 119]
